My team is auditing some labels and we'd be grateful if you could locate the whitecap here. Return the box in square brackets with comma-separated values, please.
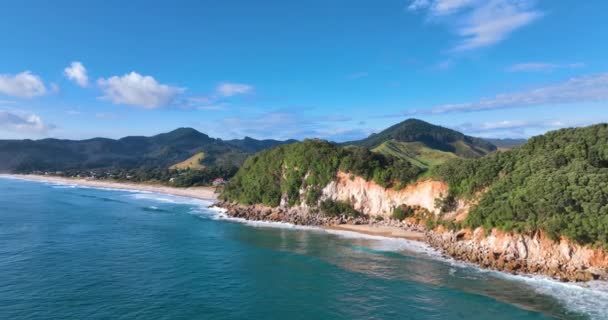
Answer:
[129, 192, 213, 207]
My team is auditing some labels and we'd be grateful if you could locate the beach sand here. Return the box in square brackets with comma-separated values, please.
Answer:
[324, 224, 425, 241]
[3, 174, 218, 200]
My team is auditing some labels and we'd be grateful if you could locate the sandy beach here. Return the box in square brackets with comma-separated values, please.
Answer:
[2, 174, 218, 201]
[325, 224, 425, 241]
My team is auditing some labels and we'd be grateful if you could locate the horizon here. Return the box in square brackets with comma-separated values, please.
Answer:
[5, 117, 573, 143]
[1, 1, 607, 141]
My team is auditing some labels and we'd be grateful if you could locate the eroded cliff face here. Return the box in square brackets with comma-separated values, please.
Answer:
[220, 170, 608, 281]
[321, 171, 455, 217]
[427, 227, 608, 281]
[318, 171, 608, 281]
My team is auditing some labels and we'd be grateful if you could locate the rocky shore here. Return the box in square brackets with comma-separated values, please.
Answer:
[216, 200, 608, 282]
[426, 227, 608, 282]
[214, 200, 426, 230]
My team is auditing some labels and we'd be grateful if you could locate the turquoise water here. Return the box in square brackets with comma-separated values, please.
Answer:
[1, 178, 607, 320]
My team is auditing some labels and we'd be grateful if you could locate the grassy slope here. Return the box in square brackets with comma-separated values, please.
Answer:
[170, 152, 206, 170]
[372, 140, 458, 169]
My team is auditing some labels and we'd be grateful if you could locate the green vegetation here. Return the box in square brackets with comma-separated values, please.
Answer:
[392, 205, 414, 220]
[54, 166, 237, 187]
[170, 152, 206, 170]
[319, 199, 361, 217]
[433, 124, 608, 247]
[1, 127, 294, 174]
[222, 140, 422, 207]
[372, 140, 459, 168]
[345, 118, 496, 159]
[434, 192, 458, 214]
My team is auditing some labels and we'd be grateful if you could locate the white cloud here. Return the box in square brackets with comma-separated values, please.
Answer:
[454, 118, 600, 138]
[416, 73, 608, 114]
[216, 109, 355, 140]
[0, 110, 53, 134]
[408, 0, 431, 11]
[97, 72, 184, 108]
[0, 71, 47, 98]
[507, 62, 585, 72]
[408, 0, 542, 51]
[216, 82, 253, 97]
[432, 0, 477, 15]
[64, 61, 89, 87]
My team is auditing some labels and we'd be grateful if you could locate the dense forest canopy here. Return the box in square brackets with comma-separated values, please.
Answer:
[221, 140, 421, 207]
[433, 124, 608, 246]
[0, 128, 294, 172]
[223, 123, 608, 248]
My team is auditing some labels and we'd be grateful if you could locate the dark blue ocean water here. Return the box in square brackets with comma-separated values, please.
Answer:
[1, 177, 607, 320]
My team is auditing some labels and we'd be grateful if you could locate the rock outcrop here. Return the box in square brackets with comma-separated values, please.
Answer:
[215, 201, 425, 231]
[219, 171, 608, 282]
[322, 171, 452, 217]
[426, 227, 608, 282]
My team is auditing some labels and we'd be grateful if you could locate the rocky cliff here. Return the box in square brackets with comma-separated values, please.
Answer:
[220, 171, 608, 282]
[426, 227, 608, 282]
[322, 171, 448, 217]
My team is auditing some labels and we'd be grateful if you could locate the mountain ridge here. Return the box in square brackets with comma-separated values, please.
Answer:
[0, 128, 296, 172]
[344, 119, 497, 168]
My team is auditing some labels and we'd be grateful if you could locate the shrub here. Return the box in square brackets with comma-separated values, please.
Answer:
[434, 192, 458, 214]
[319, 199, 361, 217]
[392, 205, 414, 220]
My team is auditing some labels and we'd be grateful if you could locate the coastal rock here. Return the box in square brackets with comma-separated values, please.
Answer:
[425, 228, 608, 282]
[215, 170, 608, 283]
[321, 171, 457, 218]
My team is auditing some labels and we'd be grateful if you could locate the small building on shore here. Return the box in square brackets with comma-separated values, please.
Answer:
[212, 177, 226, 187]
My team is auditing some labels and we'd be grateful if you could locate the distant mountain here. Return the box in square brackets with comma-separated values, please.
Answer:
[344, 119, 497, 168]
[0, 128, 295, 173]
[483, 138, 527, 150]
[226, 136, 299, 153]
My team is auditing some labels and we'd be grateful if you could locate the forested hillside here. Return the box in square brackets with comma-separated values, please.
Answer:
[222, 140, 421, 207]
[345, 119, 497, 167]
[0, 128, 294, 172]
[433, 124, 608, 246]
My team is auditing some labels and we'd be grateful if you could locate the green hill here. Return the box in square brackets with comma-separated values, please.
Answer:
[222, 140, 421, 207]
[345, 119, 497, 167]
[169, 152, 207, 170]
[433, 123, 608, 246]
[483, 138, 527, 150]
[0, 128, 295, 172]
[372, 140, 459, 169]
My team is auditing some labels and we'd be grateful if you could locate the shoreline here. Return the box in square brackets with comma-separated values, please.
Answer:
[5, 174, 607, 283]
[217, 201, 608, 283]
[2, 175, 606, 318]
[1, 174, 218, 201]
[324, 224, 425, 241]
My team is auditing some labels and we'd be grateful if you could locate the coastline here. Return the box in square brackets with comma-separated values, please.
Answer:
[217, 201, 608, 282]
[1, 174, 218, 201]
[5, 174, 607, 283]
[324, 224, 425, 241]
[2, 175, 607, 318]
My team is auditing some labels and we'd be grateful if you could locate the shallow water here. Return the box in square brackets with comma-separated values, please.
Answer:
[0, 177, 606, 319]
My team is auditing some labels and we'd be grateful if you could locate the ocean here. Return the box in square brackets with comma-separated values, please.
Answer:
[1, 177, 607, 320]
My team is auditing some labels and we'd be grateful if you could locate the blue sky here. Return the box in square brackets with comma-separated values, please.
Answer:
[0, 0, 607, 141]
